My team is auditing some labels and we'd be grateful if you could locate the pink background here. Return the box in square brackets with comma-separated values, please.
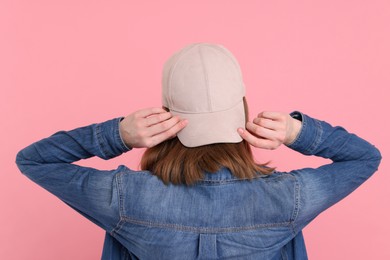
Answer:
[1, 0, 389, 259]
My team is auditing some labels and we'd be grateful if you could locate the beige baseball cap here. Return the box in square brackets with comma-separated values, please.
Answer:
[162, 42, 246, 147]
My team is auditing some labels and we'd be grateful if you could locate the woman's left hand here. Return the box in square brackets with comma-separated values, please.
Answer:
[237, 111, 302, 150]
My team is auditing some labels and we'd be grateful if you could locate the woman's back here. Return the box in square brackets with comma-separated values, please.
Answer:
[114, 167, 299, 259]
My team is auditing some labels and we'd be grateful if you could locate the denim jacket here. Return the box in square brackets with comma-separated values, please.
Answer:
[15, 111, 382, 260]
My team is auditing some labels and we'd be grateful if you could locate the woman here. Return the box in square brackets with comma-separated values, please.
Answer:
[16, 43, 381, 259]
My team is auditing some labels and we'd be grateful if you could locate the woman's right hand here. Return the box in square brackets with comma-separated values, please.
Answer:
[237, 111, 302, 150]
[120, 107, 188, 149]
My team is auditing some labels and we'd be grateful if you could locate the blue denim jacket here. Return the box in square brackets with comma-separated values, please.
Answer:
[15, 111, 382, 260]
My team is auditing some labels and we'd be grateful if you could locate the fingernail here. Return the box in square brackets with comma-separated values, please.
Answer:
[238, 128, 244, 134]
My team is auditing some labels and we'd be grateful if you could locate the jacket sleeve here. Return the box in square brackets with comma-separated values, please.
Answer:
[285, 111, 382, 232]
[15, 117, 131, 232]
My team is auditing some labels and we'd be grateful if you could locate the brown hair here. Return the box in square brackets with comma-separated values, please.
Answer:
[140, 97, 275, 185]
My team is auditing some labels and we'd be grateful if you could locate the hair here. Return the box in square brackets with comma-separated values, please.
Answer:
[140, 97, 276, 185]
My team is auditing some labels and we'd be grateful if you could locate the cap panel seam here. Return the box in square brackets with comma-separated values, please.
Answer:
[198, 45, 212, 111]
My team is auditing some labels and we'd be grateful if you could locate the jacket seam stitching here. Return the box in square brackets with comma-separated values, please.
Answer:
[110, 172, 126, 236]
[117, 172, 126, 217]
[291, 175, 301, 236]
[110, 218, 126, 237]
[120, 217, 291, 233]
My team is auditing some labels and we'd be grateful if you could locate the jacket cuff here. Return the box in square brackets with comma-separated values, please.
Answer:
[95, 117, 132, 159]
[285, 111, 322, 155]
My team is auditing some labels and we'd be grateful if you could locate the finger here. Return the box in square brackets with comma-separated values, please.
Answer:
[237, 127, 277, 149]
[148, 119, 188, 147]
[257, 111, 286, 122]
[253, 117, 282, 131]
[147, 115, 182, 136]
[135, 107, 167, 118]
[143, 112, 172, 127]
[246, 121, 278, 140]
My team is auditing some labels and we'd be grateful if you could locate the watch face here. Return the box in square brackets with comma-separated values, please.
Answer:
[290, 112, 302, 121]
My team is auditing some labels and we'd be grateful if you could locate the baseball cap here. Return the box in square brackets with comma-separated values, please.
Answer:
[162, 42, 246, 147]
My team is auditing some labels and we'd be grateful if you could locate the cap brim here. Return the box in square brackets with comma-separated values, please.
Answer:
[170, 100, 246, 147]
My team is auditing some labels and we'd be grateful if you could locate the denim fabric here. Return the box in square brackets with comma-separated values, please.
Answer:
[15, 111, 382, 260]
